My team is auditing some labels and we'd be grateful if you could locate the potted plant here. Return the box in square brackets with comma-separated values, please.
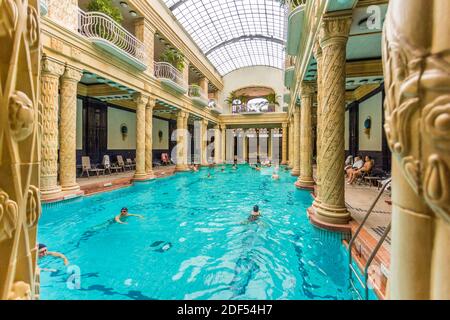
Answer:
[87, 0, 123, 23]
[160, 48, 185, 72]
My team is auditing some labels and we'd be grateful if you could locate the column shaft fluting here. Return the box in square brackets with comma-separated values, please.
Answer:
[201, 119, 208, 166]
[59, 65, 82, 191]
[313, 41, 323, 200]
[214, 125, 221, 164]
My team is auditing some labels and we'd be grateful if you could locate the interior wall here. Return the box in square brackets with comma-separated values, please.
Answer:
[153, 117, 169, 150]
[107, 107, 136, 150]
[219, 66, 285, 113]
[76, 98, 83, 150]
[358, 92, 383, 152]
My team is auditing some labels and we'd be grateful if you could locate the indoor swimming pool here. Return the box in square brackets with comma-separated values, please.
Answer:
[38, 165, 362, 300]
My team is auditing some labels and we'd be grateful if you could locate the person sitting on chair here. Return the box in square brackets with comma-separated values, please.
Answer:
[348, 156, 373, 185]
[345, 156, 364, 179]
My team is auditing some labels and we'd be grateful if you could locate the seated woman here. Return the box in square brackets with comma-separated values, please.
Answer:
[38, 243, 69, 266]
[348, 156, 373, 184]
[345, 156, 364, 179]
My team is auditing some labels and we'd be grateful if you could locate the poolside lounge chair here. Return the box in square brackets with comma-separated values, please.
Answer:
[126, 158, 136, 170]
[102, 155, 122, 175]
[81, 156, 105, 178]
[117, 155, 133, 171]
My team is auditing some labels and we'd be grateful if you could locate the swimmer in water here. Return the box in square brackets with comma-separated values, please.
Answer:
[115, 207, 144, 224]
[248, 205, 261, 222]
[38, 243, 69, 265]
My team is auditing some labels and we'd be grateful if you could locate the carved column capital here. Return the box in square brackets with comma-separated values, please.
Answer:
[319, 14, 352, 48]
[41, 56, 64, 77]
[147, 97, 156, 110]
[133, 92, 150, 107]
[62, 65, 82, 82]
[282, 122, 288, 129]
[300, 82, 316, 98]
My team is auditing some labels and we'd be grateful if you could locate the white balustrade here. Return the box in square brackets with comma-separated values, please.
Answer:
[78, 9, 147, 67]
[154, 62, 188, 92]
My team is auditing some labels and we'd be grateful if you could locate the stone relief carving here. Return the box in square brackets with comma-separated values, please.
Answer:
[0, 0, 41, 299]
[383, 4, 450, 223]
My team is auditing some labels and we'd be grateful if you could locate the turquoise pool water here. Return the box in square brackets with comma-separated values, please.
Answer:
[38, 165, 360, 300]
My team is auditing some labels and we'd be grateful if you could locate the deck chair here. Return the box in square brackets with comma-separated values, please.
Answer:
[126, 158, 136, 170]
[102, 155, 122, 174]
[81, 156, 105, 178]
[117, 155, 132, 171]
[161, 153, 170, 166]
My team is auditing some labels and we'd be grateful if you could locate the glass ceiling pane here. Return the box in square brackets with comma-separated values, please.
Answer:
[162, 0, 288, 76]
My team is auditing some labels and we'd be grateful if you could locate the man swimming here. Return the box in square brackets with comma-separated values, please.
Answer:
[248, 205, 261, 222]
[115, 207, 144, 224]
[38, 243, 69, 265]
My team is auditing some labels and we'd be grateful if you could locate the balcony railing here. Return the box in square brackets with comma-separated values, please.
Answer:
[289, 0, 307, 10]
[154, 62, 188, 94]
[208, 99, 223, 114]
[78, 9, 147, 70]
[188, 85, 209, 107]
[232, 104, 277, 114]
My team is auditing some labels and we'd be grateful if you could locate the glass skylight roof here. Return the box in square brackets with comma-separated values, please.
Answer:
[162, 0, 287, 76]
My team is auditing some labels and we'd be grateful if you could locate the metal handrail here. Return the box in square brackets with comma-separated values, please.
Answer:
[154, 61, 188, 90]
[78, 9, 147, 63]
[348, 178, 391, 300]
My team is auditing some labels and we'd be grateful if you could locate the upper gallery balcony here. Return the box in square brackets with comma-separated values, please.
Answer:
[286, 0, 307, 56]
[189, 85, 209, 108]
[232, 103, 277, 115]
[78, 9, 147, 71]
[208, 99, 223, 115]
[154, 62, 189, 95]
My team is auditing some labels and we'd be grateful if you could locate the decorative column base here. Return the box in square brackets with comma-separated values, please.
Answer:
[133, 172, 155, 182]
[61, 183, 80, 192]
[295, 177, 315, 190]
[40, 185, 62, 197]
[308, 199, 351, 227]
[306, 206, 352, 233]
[291, 170, 300, 177]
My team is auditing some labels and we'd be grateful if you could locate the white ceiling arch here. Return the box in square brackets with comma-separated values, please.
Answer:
[162, 0, 288, 76]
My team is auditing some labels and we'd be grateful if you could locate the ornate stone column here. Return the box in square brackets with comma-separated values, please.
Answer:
[221, 124, 227, 164]
[281, 123, 288, 165]
[288, 118, 294, 168]
[214, 125, 221, 164]
[40, 57, 64, 196]
[291, 107, 301, 176]
[60, 65, 82, 191]
[243, 131, 248, 163]
[296, 83, 316, 190]
[201, 119, 209, 166]
[176, 111, 189, 171]
[133, 93, 149, 179]
[313, 40, 323, 200]
[145, 98, 155, 178]
[310, 14, 352, 226]
[383, 0, 450, 300]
